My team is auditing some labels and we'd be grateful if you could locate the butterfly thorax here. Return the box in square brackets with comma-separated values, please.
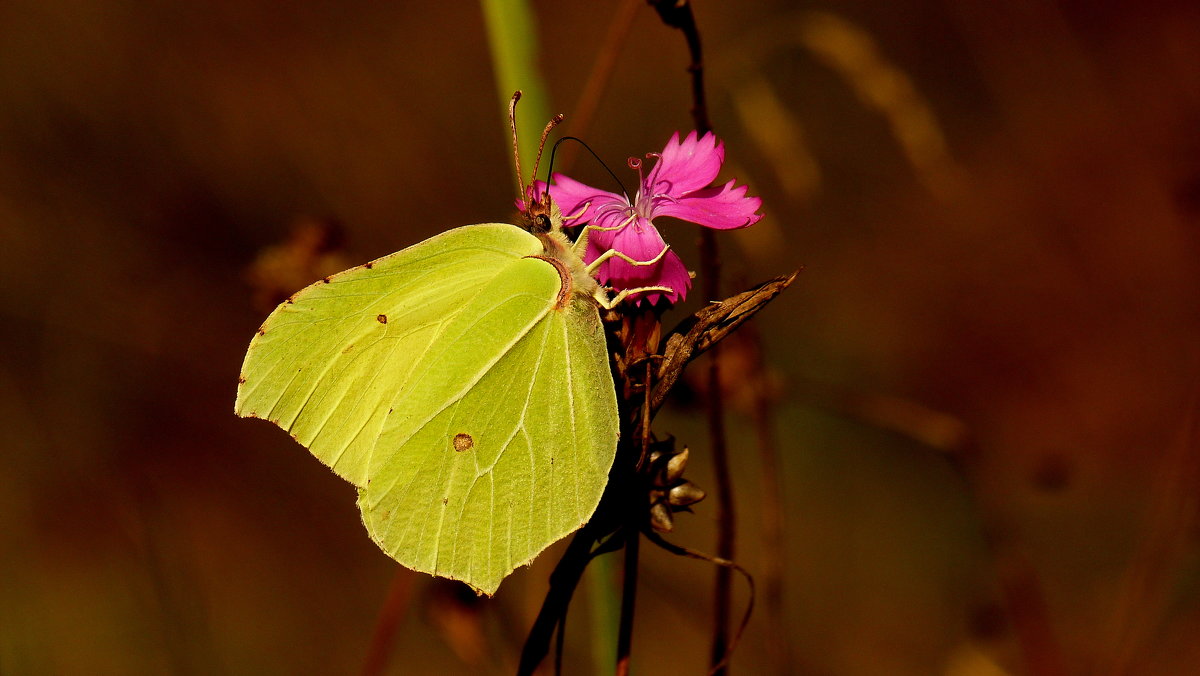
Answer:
[529, 227, 598, 310]
[520, 199, 602, 309]
[518, 192, 604, 307]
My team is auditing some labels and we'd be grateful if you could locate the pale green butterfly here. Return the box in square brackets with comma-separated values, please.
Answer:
[236, 102, 671, 595]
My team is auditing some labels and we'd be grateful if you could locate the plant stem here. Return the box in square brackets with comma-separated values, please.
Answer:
[516, 529, 597, 676]
[706, 334, 735, 676]
[480, 0, 551, 186]
[647, 2, 736, 670]
[587, 551, 620, 676]
[743, 325, 793, 675]
[614, 527, 640, 675]
[648, 0, 710, 134]
[559, 0, 642, 173]
[360, 567, 414, 676]
[700, 219, 734, 676]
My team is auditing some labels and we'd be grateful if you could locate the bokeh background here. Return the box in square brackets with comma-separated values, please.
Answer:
[3, 1, 1200, 674]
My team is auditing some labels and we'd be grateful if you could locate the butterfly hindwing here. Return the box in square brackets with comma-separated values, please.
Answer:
[236, 222, 618, 594]
[359, 271, 617, 594]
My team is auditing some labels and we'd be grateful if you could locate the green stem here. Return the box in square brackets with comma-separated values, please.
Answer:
[587, 552, 620, 676]
[479, 0, 552, 186]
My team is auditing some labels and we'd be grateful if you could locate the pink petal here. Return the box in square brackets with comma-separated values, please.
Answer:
[644, 131, 725, 199]
[647, 249, 692, 305]
[548, 173, 627, 227]
[651, 179, 763, 230]
[611, 217, 670, 261]
[619, 249, 688, 306]
[589, 218, 691, 306]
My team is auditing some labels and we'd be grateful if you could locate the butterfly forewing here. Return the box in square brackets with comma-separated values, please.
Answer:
[236, 224, 544, 486]
[358, 258, 618, 594]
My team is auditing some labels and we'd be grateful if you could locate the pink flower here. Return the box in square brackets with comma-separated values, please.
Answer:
[547, 131, 763, 306]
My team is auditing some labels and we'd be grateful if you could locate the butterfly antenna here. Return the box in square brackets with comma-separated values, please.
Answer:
[530, 113, 565, 206]
[548, 136, 630, 199]
[509, 91, 529, 213]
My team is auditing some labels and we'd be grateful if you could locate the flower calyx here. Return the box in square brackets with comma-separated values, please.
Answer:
[645, 444, 706, 533]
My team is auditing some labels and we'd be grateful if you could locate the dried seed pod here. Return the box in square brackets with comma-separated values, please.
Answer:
[667, 481, 706, 507]
[649, 502, 675, 533]
[647, 449, 664, 470]
[664, 447, 690, 484]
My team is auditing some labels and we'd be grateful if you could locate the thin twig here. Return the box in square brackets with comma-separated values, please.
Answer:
[517, 529, 598, 676]
[706, 339, 735, 673]
[614, 526, 640, 676]
[361, 567, 415, 676]
[970, 496, 1068, 676]
[647, 0, 711, 132]
[800, 375, 1067, 675]
[738, 320, 794, 675]
[554, 588, 568, 676]
[645, 4, 732, 667]
[615, 327, 659, 674]
[1094, 384, 1200, 672]
[560, 0, 642, 173]
[1099, 388, 1200, 673]
[793, 378, 970, 453]
[642, 530, 756, 676]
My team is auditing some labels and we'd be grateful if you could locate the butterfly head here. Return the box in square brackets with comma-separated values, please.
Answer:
[521, 180, 563, 235]
[525, 206, 555, 235]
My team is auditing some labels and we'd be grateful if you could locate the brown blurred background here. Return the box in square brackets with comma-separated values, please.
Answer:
[3, 1, 1200, 674]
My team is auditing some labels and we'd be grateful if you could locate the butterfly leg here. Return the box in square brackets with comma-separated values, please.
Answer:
[571, 215, 635, 259]
[573, 217, 676, 307]
[584, 244, 671, 277]
[594, 285, 677, 310]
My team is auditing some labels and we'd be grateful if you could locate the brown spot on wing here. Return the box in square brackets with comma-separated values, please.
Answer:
[376, 314, 387, 324]
[364, 261, 374, 269]
[453, 433, 474, 452]
[238, 375, 247, 384]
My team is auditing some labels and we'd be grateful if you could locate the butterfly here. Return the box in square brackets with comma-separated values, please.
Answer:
[236, 94, 669, 594]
